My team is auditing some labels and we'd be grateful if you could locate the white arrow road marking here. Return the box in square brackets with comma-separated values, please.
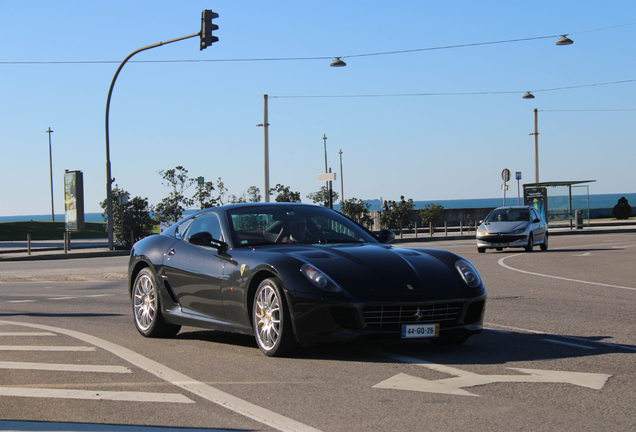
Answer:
[370, 350, 611, 397]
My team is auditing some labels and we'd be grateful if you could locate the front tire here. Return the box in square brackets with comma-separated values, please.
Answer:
[477, 248, 486, 253]
[253, 278, 297, 357]
[132, 268, 181, 338]
[524, 234, 534, 252]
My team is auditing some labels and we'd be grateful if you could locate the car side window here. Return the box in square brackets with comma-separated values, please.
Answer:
[175, 219, 194, 240]
[184, 214, 223, 242]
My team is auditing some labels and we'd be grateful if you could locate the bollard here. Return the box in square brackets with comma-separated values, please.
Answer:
[414, 222, 418, 238]
[429, 222, 433, 237]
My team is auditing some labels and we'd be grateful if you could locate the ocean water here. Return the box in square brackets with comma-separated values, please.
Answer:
[1, 193, 634, 223]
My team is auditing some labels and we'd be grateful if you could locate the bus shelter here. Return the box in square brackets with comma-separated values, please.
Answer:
[523, 180, 596, 228]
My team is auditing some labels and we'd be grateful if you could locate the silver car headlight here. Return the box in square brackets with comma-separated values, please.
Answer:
[512, 227, 526, 234]
[301, 264, 343, 293]
[477, 228, 488, 236]
[455, 259, 482, 288]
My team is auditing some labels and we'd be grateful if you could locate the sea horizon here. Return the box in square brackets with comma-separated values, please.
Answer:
[1, 192, 634, 223]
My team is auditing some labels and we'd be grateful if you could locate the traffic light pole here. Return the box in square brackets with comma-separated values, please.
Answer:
[104, 32, 200, 250]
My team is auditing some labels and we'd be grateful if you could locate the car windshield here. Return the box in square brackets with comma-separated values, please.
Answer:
[485, 208, 530, 223]
[227, 205, 378, 247]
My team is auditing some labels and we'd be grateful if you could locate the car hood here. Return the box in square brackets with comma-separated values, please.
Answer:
[276, 244, 472, 301]
[479, 221, 527, 234]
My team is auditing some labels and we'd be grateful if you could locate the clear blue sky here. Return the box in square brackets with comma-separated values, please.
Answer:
[1, 1, 635, 217]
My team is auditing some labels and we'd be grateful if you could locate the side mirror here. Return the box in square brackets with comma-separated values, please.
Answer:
[189, 231, 228, 253]
[377, 229, 396, 244]
[533, 218, 541, 223]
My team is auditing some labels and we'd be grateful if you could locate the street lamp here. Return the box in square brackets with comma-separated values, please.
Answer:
[46, 127, 54, 221]
[528, 108, 540, 183]
[330, 57, 346, 67]
[105, 12, 216, 250]
[256, 94, 270, 202]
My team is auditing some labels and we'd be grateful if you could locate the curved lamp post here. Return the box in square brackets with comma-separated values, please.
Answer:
[105, 34, 200, 249]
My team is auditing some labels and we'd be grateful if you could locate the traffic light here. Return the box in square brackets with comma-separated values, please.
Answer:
[200, 9, 219, 50]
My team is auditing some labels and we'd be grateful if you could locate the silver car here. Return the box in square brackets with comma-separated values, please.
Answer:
[476, 206, 548, 253]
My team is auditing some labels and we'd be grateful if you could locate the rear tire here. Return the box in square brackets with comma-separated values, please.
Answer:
[540, 233, 548, 251]
[478, 248, 486, 253]
[132, 268, 181, 338]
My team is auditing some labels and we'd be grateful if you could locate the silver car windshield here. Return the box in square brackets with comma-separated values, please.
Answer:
[485, 209, 530, 223]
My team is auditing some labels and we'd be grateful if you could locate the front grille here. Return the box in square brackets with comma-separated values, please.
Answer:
[362, 303, 463, 331]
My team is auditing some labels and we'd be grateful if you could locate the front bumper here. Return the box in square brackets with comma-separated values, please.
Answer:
[476, 234, 527, 248]
[287, 291, 487, 344]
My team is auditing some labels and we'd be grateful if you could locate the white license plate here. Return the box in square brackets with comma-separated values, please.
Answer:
[491, 243, 508, 247]
[401, 323, 439, 339]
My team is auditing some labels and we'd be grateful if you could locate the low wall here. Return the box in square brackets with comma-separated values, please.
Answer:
[370, 208, 495, 231]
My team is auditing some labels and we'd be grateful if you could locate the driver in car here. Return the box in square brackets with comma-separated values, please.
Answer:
[283, 219, 309, 243]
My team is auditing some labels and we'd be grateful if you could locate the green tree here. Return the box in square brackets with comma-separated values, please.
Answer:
[246, 186, 261, 202]
[216, 177, 228, 205]
[269, 184, 301, 202]
[307, 186, 339, 207]
[100, 186, 155, 246]
[419, 203, 444, 233]
[155, 166, 195, 224]
[381, 198, 415, 234]
[229, 186, 261, 204]
[340, 198, 373, 228]
[192, 180, 217, 209]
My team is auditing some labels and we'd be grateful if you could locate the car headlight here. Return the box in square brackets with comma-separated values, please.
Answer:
[512, 227, 526, 234]
[301, 264, 343, 293]
[455, 259, 482, 288]
[477, 228, 488, 236]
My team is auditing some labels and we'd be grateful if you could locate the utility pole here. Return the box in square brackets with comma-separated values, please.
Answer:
[46, 127, 54, 221]
[339, 149, 344, 204]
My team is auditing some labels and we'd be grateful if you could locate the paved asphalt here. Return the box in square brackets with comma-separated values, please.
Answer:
[1, 220, 634, 262]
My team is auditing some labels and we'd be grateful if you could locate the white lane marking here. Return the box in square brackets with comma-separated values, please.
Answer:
[0, 387, 193, 403]
[0, 361, 131, 373]
[0, 346, 95, 351]
[498, 254, 636, 291]
[369, 350, 611, 396]
[486, 323, 636, 352]
[0, 332, 56, 337]
[0, 320, 322, 432]
[7, 300, 36, 303]
[542, 339, 597, 350]
[0, 420, 228, 431]
[573, 252, 592, 256]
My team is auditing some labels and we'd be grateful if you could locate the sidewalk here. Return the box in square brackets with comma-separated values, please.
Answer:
[0, 239, 129, 262]
[1, 221, 635, 261]
[390, 219, 636, 243]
